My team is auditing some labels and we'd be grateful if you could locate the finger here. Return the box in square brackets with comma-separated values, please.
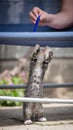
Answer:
[32, 7, 41, 17]
[30, 18, 36, 24]
[29, 12, 37, 21]
[32, 10, 38, 18]
[40, 14, 46, 21]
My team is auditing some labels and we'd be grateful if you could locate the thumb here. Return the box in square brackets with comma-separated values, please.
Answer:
[40, 14, 46, 21]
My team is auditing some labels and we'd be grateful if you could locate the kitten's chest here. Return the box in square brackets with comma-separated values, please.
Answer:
[26, 66, 43, 97]
[33, 65, 42, 77]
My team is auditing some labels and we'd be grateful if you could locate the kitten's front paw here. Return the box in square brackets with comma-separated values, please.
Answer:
[38, 117, 47, 122]
[24, 119, 33, 125]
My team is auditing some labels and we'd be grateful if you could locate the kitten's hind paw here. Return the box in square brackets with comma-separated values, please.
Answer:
[24, 119, 33, 125]
[38, 117, 47, 122]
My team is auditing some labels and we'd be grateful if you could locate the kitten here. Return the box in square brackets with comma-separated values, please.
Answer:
[23, 44, 53, 125]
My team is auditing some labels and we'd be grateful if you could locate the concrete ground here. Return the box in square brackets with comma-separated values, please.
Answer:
[0, 104, 73, 130]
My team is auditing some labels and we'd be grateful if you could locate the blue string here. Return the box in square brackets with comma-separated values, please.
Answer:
[33, 15, 40, 32]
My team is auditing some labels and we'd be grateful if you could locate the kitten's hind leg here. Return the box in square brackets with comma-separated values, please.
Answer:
[24, 119, 33, 125]
[24, 109, 33, 125]
[38, 117, 47, 122]
[35, 104, 47, 122]
[23, 103, 33, 125]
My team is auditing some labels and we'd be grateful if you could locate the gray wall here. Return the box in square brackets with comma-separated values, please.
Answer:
[0, 46, 73, 59]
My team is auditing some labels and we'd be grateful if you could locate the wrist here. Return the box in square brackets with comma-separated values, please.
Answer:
[45, 13, 55, 27]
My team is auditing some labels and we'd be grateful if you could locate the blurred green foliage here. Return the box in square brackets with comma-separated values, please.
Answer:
[12, 76, 23, 85]
[0, 75, 26, 106]
[0, 89, 24, 106]
[0, 79, 8, 85]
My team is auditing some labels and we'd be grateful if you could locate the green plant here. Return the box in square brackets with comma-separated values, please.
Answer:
[0, 75, 26, 106]
[12, 76, 23, 85]
[0, 89, 24, 106]
[0, 79, 8, 85]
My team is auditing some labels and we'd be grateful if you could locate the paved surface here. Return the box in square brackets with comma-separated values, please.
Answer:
[0, 104, 73, 130]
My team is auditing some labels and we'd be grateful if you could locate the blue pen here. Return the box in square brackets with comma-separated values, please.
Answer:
[33, 15, 40, 32]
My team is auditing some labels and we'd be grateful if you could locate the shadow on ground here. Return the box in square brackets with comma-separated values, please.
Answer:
[0, 105, 73, 126]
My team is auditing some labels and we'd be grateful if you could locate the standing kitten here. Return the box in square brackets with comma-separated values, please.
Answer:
[23, 44, 53, 125]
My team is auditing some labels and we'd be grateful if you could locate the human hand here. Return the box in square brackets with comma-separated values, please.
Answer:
[29, 7, 50, 26]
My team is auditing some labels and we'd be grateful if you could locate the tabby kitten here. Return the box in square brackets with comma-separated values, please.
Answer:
[23, 44, 53, 125]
